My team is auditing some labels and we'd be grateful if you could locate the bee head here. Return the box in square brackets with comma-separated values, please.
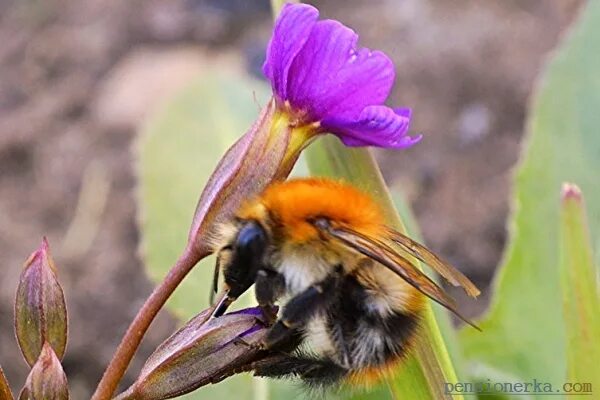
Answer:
[211, 220, 270, 318]
[226, 221, 268, 298]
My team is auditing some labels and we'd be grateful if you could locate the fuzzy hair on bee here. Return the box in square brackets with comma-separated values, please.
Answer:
[209, 178, 480, 389]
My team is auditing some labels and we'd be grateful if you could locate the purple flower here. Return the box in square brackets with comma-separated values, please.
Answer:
[263, 3, 421, 149]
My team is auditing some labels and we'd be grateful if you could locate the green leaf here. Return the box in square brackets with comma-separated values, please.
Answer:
[305, 136, 465, 400]
[460, 1, 600, 395]
[559, 184, 600, 390]
[390, 188, 467, 378]
[138, 70, 298, 399]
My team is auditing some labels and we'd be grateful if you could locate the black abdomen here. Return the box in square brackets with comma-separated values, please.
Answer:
[253, 273, 420, 389]
[327, 275, 420, 370]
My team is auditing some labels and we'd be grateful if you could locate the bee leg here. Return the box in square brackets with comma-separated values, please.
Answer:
[263, 276, 338, 351]
[231, 336, 262, 350]
[209, 246, 231, 306]
[255, 268, 285, 325]
[249, 353, 348, 387]
[327, 320, 352, 369]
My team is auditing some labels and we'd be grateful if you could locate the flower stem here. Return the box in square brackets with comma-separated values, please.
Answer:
[91, 245, 204, 400]
[111, 387, 135, 400]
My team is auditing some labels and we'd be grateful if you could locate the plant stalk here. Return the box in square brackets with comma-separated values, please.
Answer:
[91, 245, 204, 400]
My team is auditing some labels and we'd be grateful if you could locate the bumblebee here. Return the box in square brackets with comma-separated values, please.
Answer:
[210, 178, 479, 387]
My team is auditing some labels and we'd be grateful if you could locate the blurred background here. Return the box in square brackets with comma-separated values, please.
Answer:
[0, 0, 582, 397]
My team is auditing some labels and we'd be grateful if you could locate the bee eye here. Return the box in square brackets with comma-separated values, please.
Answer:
[221, 221, 269, 303]
[236, 221, 268, 256]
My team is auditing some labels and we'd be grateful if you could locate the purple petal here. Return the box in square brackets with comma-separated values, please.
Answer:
[263, 3, 319, 100]
[263, 4, 420, 150]
[286, 20, 395, 121]
[323, 106, 421, 149]
[394, 107, 412, 119]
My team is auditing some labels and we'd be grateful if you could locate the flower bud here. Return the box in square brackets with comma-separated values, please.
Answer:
[18, 342, 69, 400]
[15, 238, 67, 367]
[0, 366, 14, 400]
[121, 307, 270, 400]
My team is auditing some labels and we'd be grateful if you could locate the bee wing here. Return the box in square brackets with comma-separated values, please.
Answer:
[384, 227, 480, 297]
[319, 224, 480, 330]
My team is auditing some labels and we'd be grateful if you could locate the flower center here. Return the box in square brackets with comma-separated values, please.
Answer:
[281, 100, 321, 131]
[267, 99, 322, 171]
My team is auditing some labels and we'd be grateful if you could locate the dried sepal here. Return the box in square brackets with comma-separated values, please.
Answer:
[15, 238, 68, 367]
[18, 342, 69, 400]
[0, 366, 14, 400]
[119, 307, 270, 400]
[188, 99, 311, 255]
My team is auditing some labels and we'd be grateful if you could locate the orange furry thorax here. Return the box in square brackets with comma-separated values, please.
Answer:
[237, 178, 386, 242]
